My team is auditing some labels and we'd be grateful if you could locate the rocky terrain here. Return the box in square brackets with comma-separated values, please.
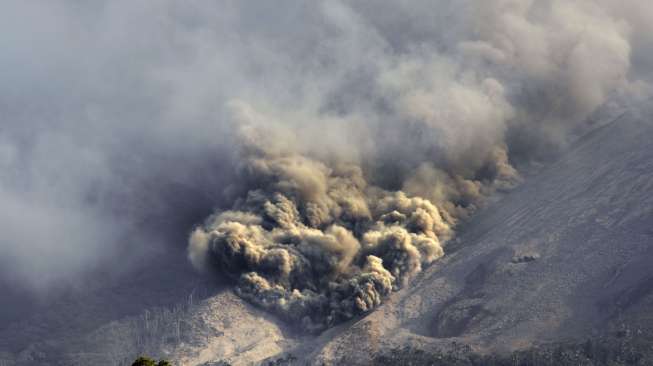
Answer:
[298, 108, 653, 364]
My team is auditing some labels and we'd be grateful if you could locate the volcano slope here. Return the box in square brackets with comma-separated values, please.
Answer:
[291, 108, 653, 364]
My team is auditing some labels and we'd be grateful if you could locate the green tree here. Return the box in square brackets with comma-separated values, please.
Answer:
[131, 356, 172, 366]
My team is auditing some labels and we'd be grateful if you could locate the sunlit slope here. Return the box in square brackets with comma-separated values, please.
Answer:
[308, 110, 653, 364]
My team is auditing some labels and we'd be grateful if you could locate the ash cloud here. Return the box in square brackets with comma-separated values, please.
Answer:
[185, 1, 652, 330]
[0, 0, 651, 329]
[189, 102, 454, 330]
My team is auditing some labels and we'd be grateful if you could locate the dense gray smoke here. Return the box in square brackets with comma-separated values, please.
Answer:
[188, 101, 457, 330]
[188, 99, 518, 330]
[1, 0, 651, 328]
[185, 1, 652, 330]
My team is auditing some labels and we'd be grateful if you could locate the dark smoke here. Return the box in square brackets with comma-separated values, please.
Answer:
[189, 102, 458, 330]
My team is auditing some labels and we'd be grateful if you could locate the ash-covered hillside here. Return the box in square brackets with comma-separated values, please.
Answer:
[300, 105, 653, 365]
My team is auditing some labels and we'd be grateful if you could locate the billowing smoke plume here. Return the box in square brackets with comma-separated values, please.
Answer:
[188, 101, 459, 330]
[185, 1, 652, 330]
[1, 0, 651, 329]
[188, 96, 518, 330]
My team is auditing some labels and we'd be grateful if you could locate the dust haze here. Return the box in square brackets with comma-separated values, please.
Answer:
[1, 1, 652, 330]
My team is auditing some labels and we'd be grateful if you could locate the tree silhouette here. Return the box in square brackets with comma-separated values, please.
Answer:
[131, 356, 172, 366]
